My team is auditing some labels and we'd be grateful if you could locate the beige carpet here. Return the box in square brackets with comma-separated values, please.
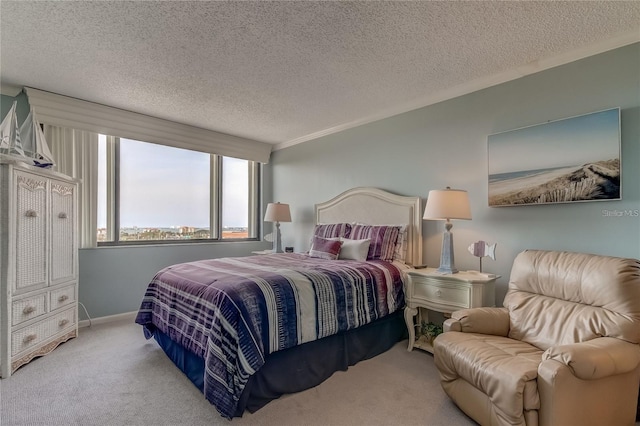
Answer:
[1, 318, 475, 426]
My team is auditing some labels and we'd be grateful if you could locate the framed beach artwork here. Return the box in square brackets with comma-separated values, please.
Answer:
[488, 108, 621, 207]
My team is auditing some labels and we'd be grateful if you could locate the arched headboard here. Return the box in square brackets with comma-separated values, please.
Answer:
[315, 187, 423, 266]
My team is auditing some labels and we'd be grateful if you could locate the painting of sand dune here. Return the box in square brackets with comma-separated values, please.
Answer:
[488, 108, 621, 207]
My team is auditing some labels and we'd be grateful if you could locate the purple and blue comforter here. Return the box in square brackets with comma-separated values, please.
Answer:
[135, 253, 405, 418]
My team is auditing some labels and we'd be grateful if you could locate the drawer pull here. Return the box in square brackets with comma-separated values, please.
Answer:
[58, 295, 69, 302]
[23, 334, 37, 343]
[25, 209, 38, 218]
[22, 305, 36, 315]
[58, 212, 68, 219]
[58, 319, 70, 327]
[435, 289, 442, 297]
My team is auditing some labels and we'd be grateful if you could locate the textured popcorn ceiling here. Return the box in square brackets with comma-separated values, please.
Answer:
[1, 1, 639, 149]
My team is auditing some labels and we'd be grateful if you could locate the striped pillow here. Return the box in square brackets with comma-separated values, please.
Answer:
[392, 225, 409, 264]
[349, 224, 401, 261]
[313, 223, 352, 239]
[309, 236, 343, 260]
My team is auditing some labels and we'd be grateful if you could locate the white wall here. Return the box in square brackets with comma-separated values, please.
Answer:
[270, 43, 640, 304]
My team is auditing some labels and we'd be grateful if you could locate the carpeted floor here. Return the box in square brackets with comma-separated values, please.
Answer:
[0, 318, 475, 426]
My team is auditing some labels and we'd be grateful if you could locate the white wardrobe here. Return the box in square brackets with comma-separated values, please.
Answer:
[0, 159, 78, 377]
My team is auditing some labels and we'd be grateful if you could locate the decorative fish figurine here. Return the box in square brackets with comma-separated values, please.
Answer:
[468, 240, 496, 260]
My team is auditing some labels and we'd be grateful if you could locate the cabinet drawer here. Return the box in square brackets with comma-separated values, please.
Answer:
[12, 293, 48, 326]
[50, 284, 76, 311]
[412, 278, 470, 308]
[11, 308, 76, 356]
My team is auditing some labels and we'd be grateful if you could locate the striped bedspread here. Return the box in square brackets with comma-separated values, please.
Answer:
[135, 253, 406, 419]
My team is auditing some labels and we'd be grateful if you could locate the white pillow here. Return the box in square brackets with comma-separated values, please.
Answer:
[338, 238, 371, 261]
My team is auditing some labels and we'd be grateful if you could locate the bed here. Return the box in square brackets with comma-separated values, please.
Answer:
[135, 187, 423, 419]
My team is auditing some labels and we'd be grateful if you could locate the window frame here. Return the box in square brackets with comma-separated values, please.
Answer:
[97, 136, 261, 246]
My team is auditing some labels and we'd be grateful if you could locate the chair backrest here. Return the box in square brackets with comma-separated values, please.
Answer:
[504, 250, 640, 351]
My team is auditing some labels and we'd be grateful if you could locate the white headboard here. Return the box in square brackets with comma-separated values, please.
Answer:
[315, 187, 423, 266]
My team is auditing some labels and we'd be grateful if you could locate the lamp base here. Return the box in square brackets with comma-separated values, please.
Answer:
[436, 265, 459, 274]
[272, 222, 284, 253]
[437, 227, 458, 274]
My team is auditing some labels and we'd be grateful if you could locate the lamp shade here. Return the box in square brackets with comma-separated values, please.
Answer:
[264, 202, 291, 222]
[423, 188, 471, 221]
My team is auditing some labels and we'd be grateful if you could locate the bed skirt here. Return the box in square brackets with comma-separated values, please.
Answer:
[150, 309, 407, 417]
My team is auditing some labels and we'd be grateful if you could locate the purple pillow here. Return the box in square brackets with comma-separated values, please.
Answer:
[309, 236, 343, 260]
[313, 223, 351, 239]
[349, 224, 401, 261]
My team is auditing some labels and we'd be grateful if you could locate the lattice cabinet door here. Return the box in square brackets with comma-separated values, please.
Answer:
[14, 171, 49, 294]
[50, 179, 77, 285]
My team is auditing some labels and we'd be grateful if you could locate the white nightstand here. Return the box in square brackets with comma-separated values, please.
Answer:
[404, 268, 500, 353]
[251, 250, 274, 255]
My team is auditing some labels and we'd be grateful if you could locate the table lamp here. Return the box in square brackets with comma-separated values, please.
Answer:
[264, 202, 291, 253]
[423, 187, 471, 274]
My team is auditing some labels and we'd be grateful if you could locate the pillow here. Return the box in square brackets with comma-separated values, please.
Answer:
[349, 224, 401, 261]
[309, 236, 343, 260]
[309, 223, 352, 253]
[354, 223, 409, 263]
[392, 225, 409, 264]
[313, 223, 351, 239]
[338, 238, 371, 261]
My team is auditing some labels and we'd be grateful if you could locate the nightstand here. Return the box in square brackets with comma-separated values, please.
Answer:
[251, 250, 274, 255]
[404, 268, 500, 353]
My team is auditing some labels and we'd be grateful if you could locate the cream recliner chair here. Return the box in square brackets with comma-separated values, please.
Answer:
[433, 250, 640, 426]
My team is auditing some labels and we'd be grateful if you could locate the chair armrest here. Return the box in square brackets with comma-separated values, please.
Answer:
[542, 337, 640, 380]
[443, 307, 510, 336]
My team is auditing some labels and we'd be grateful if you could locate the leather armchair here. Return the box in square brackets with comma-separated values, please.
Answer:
[433, 250, 640, 426]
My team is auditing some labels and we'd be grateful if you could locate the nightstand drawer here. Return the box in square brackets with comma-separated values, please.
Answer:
[413, 279, 470, 308]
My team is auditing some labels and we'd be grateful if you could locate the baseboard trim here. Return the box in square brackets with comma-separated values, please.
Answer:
[79, 311, 137, 328]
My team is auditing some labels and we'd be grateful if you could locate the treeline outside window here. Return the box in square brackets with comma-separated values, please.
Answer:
[97, 135, 259, 245]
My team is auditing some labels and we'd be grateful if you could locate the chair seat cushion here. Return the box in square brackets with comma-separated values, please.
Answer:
[434, 332, 544, 423]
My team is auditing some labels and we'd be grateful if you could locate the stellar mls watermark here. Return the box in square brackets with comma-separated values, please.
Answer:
[602, 209, 639, 217]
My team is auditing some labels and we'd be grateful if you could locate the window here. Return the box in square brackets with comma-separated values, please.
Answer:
[97, 136, 260, 244]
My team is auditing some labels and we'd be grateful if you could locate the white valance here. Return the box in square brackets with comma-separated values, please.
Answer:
[24, 87, 272, 163]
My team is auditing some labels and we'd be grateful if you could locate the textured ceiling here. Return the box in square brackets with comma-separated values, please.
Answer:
[1, 1, 639, 149]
